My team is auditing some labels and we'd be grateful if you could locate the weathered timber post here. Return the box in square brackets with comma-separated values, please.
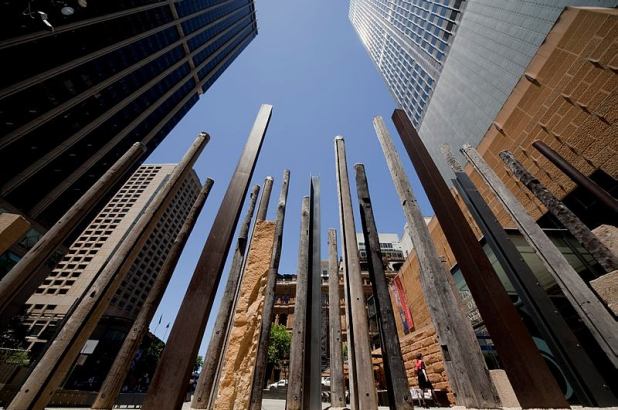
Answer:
[286, 196, 311, 410]
[373, 116, 497, 408]
[391, 109, 567, 408]
[442, 146, 616, 406]
[305, 176, 322, 409]
[0, 141, 147, 326]
[257, 176, 274, 221]
[249, 170, 290, 410]
[334, 136, 378, 410]
[8, 134, 208, 410]
[500, 150, 618, 273]
[190, 184, 261, 409]
[532, 140, 618, 213]
[143, 104, 272, 410]
[93, 179, 214, 410]
[327, 229, 346, 408]
[355, 164, 413, 410]
[462, 144, 618, 369]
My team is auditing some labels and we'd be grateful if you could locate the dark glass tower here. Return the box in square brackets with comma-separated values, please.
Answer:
[0, 0, 257, 228]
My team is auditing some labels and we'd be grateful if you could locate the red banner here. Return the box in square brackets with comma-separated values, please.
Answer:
[393, 276, 414, 333]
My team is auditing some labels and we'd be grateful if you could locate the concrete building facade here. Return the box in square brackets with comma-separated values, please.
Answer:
[21, 164, 200, 373]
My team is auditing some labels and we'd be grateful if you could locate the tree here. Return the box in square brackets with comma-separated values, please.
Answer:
[194, 355, 204, 372]
[267, 323, 291, 366]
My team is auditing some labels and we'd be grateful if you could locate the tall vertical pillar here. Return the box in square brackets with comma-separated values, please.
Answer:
[334, 136, 377, 410]
[250, 170, 290, 410]
[93, 178, 214, 410]
[462, 144, 618, 369]
[443, 146, 615, 406]
[191, 183, 261, 409]
[8, 135, 207, 410]
[143, 104, 272, 410]
[0, 141, 147, 326]
[286, 197, 311, 410]
[372, 116, 497, 408]
[392, 109, 567, 408]
[327, 229, 346, 408]
[355, 164, 413, 409]
[256, 176, 274, 221]
[500, 150, 618, 273]
[306, 176, 322, 409]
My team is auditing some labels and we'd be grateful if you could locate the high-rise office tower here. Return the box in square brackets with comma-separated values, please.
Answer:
[0, 0, 256, 228]
[349, 0, 617, 178]
[22, 164, 200, 364]
[349, 0, 467, 127]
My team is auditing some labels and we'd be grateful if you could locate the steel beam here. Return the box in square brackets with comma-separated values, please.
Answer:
[7, 134, 208, 410]
[93, 178, 214, 410]
[142, 104, 271, 410]
[355, 163, 413, 409]
[249, 170, 290, 410]
[327, 229, 346, 408]
[500, 150, 618, 273]
[462, 143, 618, 369]
[190, 184, 261, 409]
[445, 147, 615, 405]
[0, 141, 147, 327]
[286, 196, 311, 410]
[334, 136, 377, 410]
[532, 140, 618, 213]
[373, 116, 497, 408]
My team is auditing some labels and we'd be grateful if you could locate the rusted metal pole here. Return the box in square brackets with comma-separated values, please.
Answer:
[355, 164, 413, 409]
[7, 134, 208, 410]
[143, 104, 272, 410]
[392, 109, 567, 408]
[306, 176, 322, 409]
[327, 229, 345, 408]
[334, 136, 378, 410]
[249, 170, 290, 410]
[92, 178, 214, 410]
[462, 144, 618, 369]
[0, 141, 147, 326]
[373, 116, 497, 408]
[286, 196, 310, 410]
[256, 176, 274, 221]
[442, 146, 615, 406]
[500, 150, 618, 273]
[190, 184, 260, 409]
[532, 140, 618, 213]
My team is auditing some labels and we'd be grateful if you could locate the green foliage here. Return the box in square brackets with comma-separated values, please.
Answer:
[267, 323, 291, 366]
[194, 355, 204, 372]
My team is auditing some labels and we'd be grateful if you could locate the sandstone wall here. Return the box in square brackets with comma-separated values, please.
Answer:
[212, 220, 276, 410]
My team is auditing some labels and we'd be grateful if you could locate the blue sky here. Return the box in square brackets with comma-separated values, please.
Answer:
[146, 0, 433, 355]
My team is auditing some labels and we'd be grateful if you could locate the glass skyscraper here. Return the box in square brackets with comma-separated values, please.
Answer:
[349, 0, 466, 127]
[0, 0, 257, 228]
[349, 0, 617, 178]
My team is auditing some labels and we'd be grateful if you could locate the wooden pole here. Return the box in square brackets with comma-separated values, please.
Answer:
[305, 176, 322, 409]
[392, 109, 567, 408]
[334, 136, 378, 410]
[286, 196, 310, 410]
[7, 134, 208, 410]
[92, 178, 214, 410]
[500, 150, 618, 273]
[0, 141, 147, 325]
[462, 144, 618, 368]
[188, 183, 260, 409]
[249, 170, 290, 410]
[355, 164, 413, 409]
[372, 116, 497, 408]
[443, 146, 615, 405]
[256, 176, 274, 221]
[143, 104, 272, 410]
[327, 229, 346, 408]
